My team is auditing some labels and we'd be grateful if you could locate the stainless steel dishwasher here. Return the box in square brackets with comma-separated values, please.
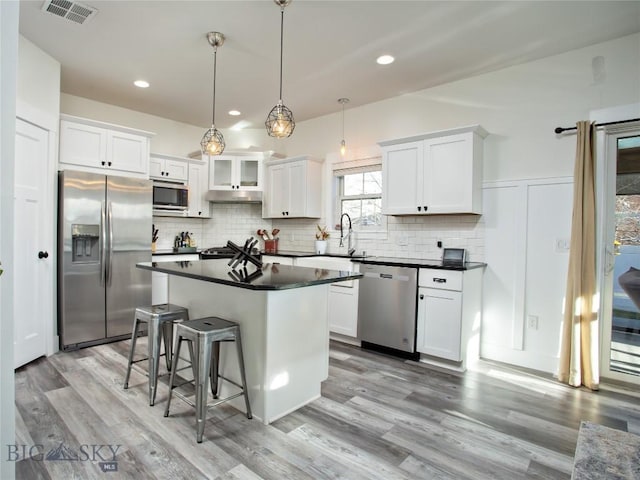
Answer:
[357, 263, 418, 359]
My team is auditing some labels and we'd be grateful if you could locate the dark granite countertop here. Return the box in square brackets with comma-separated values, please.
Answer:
[261, 250, 365, 259]
[259, 250, 486, 270]
[152, 249, 201, 256]
[137, 258, 363, 291]
[351, 256, 486, 270]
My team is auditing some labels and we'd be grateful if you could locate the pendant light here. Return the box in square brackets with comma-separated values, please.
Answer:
[338, 98, 349, 156]
[201, 32, 225, 156]
[265, 0, 295, 138]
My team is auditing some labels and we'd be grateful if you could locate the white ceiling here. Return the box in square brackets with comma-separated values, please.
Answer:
[18, 1, 640, 130]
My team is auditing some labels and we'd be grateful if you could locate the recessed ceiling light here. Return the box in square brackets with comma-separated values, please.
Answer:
[376, 55, 395, 65]
[229, 110, 241, 116]
[134, 80, 149, 88]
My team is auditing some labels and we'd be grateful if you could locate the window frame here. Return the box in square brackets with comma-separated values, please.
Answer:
[332, 159, 386, 235]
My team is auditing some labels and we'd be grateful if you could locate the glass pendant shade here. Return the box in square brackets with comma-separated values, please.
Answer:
[340, 139, 346, 156]
[201, 32, 225, 156]
[266, 0, 295, 138]
[201, 126, 225, 156]
[266, 101, 295, 138]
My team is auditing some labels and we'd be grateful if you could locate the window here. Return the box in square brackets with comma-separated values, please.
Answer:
[335, 165, 383, 230]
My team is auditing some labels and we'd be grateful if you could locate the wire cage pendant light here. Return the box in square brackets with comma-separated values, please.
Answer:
[338, 98, 349, 156]
[266, 0, 295, 138]
[201, 32, 226, 156]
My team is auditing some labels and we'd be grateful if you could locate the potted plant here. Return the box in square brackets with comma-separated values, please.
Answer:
[315, 225, 329, 254]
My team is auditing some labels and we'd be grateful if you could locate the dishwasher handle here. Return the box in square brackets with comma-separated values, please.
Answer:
[363, 271, 412, 281]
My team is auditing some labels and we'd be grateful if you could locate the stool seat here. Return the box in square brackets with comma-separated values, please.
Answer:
[136, 304, 189, 321]
[123, 303, 189, 406]
[164, 316, 252, 443]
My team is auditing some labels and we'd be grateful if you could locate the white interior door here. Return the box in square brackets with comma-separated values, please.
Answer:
[599, 123, 640, 384]
[14, 118, 52, 368]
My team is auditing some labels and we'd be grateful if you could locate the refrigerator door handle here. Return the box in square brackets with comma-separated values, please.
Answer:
[100, 200, 107, 286]
[107, 201, 114, 285]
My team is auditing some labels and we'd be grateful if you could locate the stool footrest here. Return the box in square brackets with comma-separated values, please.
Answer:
[170, 389, 246, 410]
[217, 374, 243, 390]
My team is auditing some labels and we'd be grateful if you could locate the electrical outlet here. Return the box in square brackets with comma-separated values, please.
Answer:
[437, 240, 443, 248]
[555, 238, 570, 252]
[527, 315, 539, 330]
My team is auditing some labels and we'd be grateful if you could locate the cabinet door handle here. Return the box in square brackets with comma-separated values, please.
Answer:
[101, 161, 106, 166]
[419, 294, 424, 300]
[424, 205, 428, 211]
[433, 277, 446, 283]
[108, 161, 112, 167]
[38, 251, 49, 259]
[417, 206, 421, 212]
[198, 211, 202, 216]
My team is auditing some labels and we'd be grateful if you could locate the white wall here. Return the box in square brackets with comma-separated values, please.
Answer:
[482, 178, 573, 373]
[61, 93, 272, 157]
[58, 33, 640, 374]
[286, 33, 640, 183]
[17, 36, 60, 131]
[1, 3, 19, 479]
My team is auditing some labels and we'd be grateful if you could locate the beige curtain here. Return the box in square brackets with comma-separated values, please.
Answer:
[558, 121, 599, 390]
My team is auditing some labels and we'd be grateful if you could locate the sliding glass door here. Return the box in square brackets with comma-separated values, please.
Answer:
[600, 126, 640, 383]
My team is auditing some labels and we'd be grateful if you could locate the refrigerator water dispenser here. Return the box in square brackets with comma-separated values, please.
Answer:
[72, 224, 99, 263]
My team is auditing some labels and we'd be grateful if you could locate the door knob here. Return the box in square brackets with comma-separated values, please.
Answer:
[38, 251, 49, 259]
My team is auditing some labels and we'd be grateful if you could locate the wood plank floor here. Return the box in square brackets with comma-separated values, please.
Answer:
[13, 338, 640, 479]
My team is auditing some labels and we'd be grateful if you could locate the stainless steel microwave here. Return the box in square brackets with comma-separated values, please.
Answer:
[152, 181, 188, 212]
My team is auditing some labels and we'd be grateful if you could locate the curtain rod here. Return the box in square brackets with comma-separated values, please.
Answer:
[554, 117, 640, 134]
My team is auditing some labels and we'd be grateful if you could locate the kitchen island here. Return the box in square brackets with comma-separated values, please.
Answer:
[137, 259, 362, 424]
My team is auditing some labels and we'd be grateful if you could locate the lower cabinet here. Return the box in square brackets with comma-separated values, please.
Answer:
[417, 287, 462, 361]
[151, 254, 200, 304]
[265, 255, 359, 338]
[416, 267, 483, 370]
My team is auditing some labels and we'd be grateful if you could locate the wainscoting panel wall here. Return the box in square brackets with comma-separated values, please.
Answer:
[482, 177, 573, 374]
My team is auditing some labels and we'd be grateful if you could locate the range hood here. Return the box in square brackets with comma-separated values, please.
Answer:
[205, 189, 262, 203]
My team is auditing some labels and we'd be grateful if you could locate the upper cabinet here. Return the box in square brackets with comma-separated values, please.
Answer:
[208, 154, 262, 192]
[380, 125, 487, 215]
[263, 155, 323, 219]
[59, 114, 154, 179]
[187, 159, 211, 218]
[150, 153, 188, 182]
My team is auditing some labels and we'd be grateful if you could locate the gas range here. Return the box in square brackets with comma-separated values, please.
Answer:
[199, 245, 260, 260]
[199, 246, 235, 259]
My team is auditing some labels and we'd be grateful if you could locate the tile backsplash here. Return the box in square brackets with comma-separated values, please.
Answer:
[153, 203, 270, 250]
[272, 214, 484, 262]
[155, 207, 483, 262]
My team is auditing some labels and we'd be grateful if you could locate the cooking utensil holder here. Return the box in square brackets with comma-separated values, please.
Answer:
[265, 239, 278, 254]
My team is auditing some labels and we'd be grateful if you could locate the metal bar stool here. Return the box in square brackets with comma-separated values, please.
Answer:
[164, 317, 252, 443]
[123, 304, 189, 406]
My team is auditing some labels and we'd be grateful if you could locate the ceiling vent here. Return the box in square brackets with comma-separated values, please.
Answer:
[41, 0, 98, 25]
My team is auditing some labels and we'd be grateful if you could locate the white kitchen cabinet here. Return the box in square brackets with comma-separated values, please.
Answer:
[295, 256, 359, 338]
[416, 267, 483, 370]
[59, 115, 153, 178]
[380, 125, 487, 215]
[150, 153, 189, 182]
[187, 160, 211, 218]
[261, 255, 294, 266]
[151, 254, 200, 304]
[263, 155, 323, 218]
[208, 154, 262, 191]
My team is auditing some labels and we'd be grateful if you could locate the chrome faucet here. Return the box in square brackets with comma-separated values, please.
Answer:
[339, 213, 355, 255]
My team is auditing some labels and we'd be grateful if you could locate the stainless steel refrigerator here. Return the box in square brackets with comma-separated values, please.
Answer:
[58, 170, 152, 350]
